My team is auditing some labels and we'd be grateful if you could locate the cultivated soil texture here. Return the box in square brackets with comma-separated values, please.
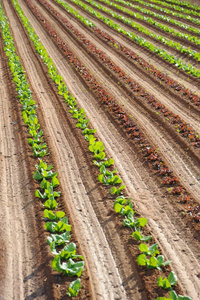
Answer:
[0, 0, 200, 299]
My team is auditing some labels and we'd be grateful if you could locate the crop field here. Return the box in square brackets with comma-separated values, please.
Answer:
[0, 0, 200, 299]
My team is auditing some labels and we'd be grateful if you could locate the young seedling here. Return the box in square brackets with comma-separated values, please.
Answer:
[67, 279, 82, 297]
[52, 256, 84, 277]
[157, 271, 177, 290]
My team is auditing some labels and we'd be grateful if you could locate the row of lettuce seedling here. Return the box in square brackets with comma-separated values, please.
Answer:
[11, 0, 193, 298]
[123, 0, 200, 35]
[131, 0, 200, 25]
[52, 0, 200, 109]
[105, 0, 200, 46]
[163, 0, 200, 10]
[67, 0, 200, 77]
[144, 0, 200, 17]
[0, 2, 83, 297]
[160, 0, 200, 11]
[80, 0, 200, 62]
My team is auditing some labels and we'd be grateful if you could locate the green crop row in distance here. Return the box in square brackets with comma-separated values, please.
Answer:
[128, 0, 200, 25]
[107, 0, 200, 45]
[83, 0, 200, 61]
[66, 0, 200, 77]
[144, 0, 200, 17]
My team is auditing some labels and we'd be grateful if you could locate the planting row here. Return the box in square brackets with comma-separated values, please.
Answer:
[107, 0, 200, 45]
[81, 0, 200, 62]
[23, 0, 200, 222]
[128, 0, 200, 25]
[144, 0, 200, 17]
[150, 0, 200, 11]
[0, 2, 84, 297]
[39, 0, 200, 152]
[53, 0, 200, 107]
[67, 0, 200, 77]
[120, 0, 200, 36]
[10, 0, 194, 298]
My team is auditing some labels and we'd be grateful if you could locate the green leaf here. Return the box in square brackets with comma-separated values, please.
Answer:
[41, 178, 51, 189]
[110, 186, 117, 194]
[51, 175, 59, 187]
[114, 203, 123, 213]
[55, 211, 65, 219]
[149, 256, 158, 268]
[43, 199, 58, 210]
[33, 170, 43, 181]
[132, 231, 142, 240]
[139, 243, 149, 252]
[47, 232, 71, 246]
[137, 254, 146, 266]
[35, 189, 45, 199]
[139, 217, 147, 227]
[52, 255, 61, 271]
[98, 174, 104, 183]
[157, 276, 171, 289]
[168, 271, 178, 286]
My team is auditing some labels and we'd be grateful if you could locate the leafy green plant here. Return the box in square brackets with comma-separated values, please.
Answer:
[51, 242, 84, 261]
[131, 229, 152, 242]
[44, 209, 65, 221]
[93, 158, 114, 167]
[114, 196, 134, 215]
[33, 160, 57, 180]
[52, 256, 84, 277]
[137, 253, 172, 271]
[110, 185, 126, 195]
[47, 232, 71, 246]
[35, 184, 61, 199]
[123, 211, 147, 229]
[45, 217, 72, 233]
[43, 198, 58, 210]
[155, 290, 192, 300]
[157, 271, 177, 289]
[67, 279, 81, 297]
[139, 243, 159, 256]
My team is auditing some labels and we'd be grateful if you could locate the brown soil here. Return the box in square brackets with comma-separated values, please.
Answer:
[1, 0, 200, 299]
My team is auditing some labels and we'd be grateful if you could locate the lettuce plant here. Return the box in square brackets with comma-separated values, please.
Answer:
[67, 279, 82, 297]
[157, 271, 177, 289]
[45, 217, 72, 233]
[52, 257, 84, 277]
[137, 253, 171, 271]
